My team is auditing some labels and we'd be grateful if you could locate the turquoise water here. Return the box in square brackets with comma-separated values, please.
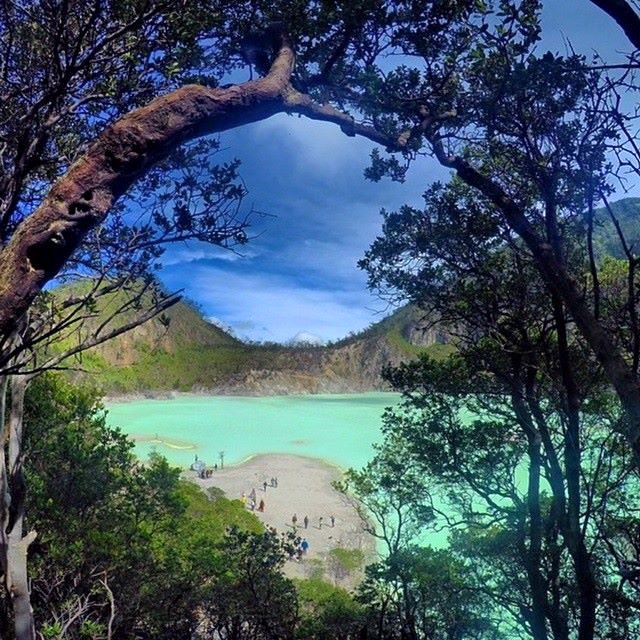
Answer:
[105, 393, 401, 470]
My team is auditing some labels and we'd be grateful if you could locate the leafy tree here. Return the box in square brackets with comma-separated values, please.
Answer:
[358, 546, 498, 640]
[355, 172, 640, 638]
[5, 2, 640, 636]
[340, 443, 435, 557]
[326, 548, 365, 586]
[0, 3, 255, 631]
[8, 374, 275, 639]
[198, 527, 300, 640]
[294, 578, 366, 640]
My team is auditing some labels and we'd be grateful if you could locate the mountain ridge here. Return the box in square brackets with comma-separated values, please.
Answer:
[61, 196, 640, 396]
[62, 295, 451, 396]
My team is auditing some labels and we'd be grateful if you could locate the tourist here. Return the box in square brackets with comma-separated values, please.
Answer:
[292, 513, 298, 528]
[318, 516, 323, 529]
[249, 488, 256, 502]
[240, 492, 247, 506]
[214, 463, 218, 471]
[263, 480, 268, 492]
[330, 515, 335, 527]
[258, 499, 265, 512]
[274, 476, 278, 487]
[303, 515, 309, 529]
[301, 538, 309, 554]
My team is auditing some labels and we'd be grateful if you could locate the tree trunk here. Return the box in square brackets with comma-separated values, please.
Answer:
[589, 0, 640, 49]
[551, 296, 597, 640]
[0, 375, 9, 640]
[4, 375, 36, 640]
[511, 371, 550, 640]
[450, 157, 640, 462]
[524, 435, 550, 640]
[526, 399, 571, 640]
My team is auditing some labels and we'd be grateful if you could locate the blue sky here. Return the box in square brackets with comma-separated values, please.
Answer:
[159, 1, 634, 343]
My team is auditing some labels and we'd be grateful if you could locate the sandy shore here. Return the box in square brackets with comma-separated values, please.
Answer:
[188, 453, 374, 582]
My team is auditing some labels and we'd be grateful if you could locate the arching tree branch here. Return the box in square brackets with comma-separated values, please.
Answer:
[0, 32, 405, 341]
[590, 0, 640, 49]
[0, 36, 295, 339]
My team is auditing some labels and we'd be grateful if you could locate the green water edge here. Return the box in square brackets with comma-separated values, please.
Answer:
[105, 392, 531, 551]
[104, 392, 401, 471]
[104, 391, 453, 548]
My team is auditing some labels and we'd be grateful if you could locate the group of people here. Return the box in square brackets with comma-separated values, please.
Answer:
[291, 513, 335, 530]
[241, 476, 281, 513]
[191, 455, 218, 479]
[198, 466, 217, 479]
[263, 477, 278, 489]
[240, 487, 265, 512]
[237, 479, 338, 564]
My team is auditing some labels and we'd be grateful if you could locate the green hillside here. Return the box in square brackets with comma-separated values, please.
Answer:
[337, 304, 453, 360]
[59, 296, 309, 394]
[594, 197, 640, 258]
[57, 197, 640, 396]
[53, 284, 448, 395]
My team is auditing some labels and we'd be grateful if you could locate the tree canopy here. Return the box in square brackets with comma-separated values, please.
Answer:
[3, 0, 640, 455]
[5, 2, 640, 639]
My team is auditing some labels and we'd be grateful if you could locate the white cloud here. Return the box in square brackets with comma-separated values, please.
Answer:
[160, 244, 258, 267]
[157, 110, 445, 343]
[171, 264, 380, 343]
[250, 114, 372, 177]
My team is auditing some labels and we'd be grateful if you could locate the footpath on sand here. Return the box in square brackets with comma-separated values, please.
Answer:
[188, 453, 375, 581]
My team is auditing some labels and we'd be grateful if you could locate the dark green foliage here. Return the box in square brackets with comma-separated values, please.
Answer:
[18, 374, 379, 640]
[19, 375, 271, 638]
[358, 547, 497, 640]
[356, 160, 640, 636]
[199, 528, 300, 640]
[7, 3, 640, 639]
[295, 579, 366, 640]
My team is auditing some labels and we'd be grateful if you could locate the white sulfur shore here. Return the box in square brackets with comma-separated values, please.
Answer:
[188, 453, 375, 582]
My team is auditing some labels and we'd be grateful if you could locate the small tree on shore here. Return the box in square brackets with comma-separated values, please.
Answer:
[326, 547, 365, 586]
